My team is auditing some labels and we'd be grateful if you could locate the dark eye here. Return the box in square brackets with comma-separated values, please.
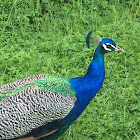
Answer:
[106, 45, 112, 49]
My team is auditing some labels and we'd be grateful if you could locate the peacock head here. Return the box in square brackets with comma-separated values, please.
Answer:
[99, 38, 124, 54]
[86, 31, 124, 54]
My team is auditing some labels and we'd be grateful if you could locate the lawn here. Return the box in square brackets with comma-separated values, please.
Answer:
[0, 0, 140, 139]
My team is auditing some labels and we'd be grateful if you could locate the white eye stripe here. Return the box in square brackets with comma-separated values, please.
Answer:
[106, 43, 116, 49]
[102, 44, 112, 51]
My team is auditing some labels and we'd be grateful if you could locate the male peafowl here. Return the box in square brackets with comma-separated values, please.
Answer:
[0, 31, 124, 140]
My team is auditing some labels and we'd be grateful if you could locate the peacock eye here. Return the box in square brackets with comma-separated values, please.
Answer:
[105, 43, 116, 50]
[107, 45, 112, 49]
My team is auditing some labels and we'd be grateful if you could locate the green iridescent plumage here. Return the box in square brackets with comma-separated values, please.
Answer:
[38, 75, 75, 97]
[0, 75, 75, 102]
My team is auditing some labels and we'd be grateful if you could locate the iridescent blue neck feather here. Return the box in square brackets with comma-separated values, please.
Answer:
[46, 44, 105, 140]
[70, 44, 105, 111]
[44, 37, 124, 140]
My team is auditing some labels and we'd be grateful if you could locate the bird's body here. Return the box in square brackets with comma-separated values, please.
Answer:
[0, 31, 124, 140]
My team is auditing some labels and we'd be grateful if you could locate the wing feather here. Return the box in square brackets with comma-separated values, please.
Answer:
[0, 86, 77, 140]
[0, 74, 46, 92]
[0, 74, 46, 101]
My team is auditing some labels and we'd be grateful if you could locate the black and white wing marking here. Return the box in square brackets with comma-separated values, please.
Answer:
[0, 74, 46, 92]
[0, 86, 77, 140]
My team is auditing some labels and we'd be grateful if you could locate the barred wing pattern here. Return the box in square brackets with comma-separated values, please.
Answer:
[0, 74, 47, 101]
[0, 74, 46, 92]
[0, 86, 77, 139]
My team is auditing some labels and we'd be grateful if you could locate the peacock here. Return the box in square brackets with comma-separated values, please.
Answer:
[0, 31, 124, 140]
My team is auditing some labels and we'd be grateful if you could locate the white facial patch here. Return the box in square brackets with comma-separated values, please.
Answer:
[102, 43, 112, 51]
[106, 43, 116, 49]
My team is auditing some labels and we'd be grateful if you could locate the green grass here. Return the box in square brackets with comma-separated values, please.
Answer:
[0, 0, 140, 139]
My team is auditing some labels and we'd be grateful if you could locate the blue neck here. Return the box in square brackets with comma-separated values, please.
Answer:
[45, 47, 105, 140]
[70, 46, 105, 111]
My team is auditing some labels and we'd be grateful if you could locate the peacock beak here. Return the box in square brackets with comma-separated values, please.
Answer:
[115, 45, 124, 52]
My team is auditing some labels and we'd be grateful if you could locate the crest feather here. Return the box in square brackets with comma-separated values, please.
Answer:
[86, 31, 101, 48]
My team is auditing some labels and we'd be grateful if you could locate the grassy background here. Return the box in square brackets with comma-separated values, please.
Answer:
[0, 0, 140, 139]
